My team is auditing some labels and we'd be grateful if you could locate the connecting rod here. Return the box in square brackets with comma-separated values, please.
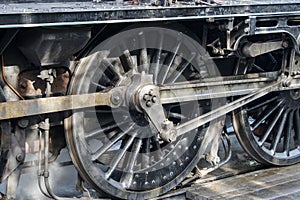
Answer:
[0, 72, 297, 124]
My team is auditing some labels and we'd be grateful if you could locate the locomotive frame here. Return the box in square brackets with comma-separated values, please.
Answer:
[0, 0, 300, 199]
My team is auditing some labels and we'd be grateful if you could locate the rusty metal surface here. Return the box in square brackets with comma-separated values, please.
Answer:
[0, 92, 113, 120]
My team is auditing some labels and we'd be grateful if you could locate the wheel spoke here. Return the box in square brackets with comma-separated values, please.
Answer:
[166, 52, 196, 83]
[66, 26, 212, 199]
[151, 32, 164, 84]
[141, 137, 151, 169]
[258, 106, 285, 146]
[102, 58, 122, 81]
[167, 111, 187, 120]
[251, 100, 283, 130]
[105, 131, 138, 180]
[252, 63, 266, 72]
[284, 110, 294, 156]
[85, 125, 117, 141]
[91, 124, 135, 161]
[151, 136, 164, 163]
[158, 38, 182, 84]
[120, 138, 143, 188]
[91, 82, 107, 90]
[85, 121, 128, 140]
[270, 109, 289, 154]
[247, 96, 277, 112]
[123, 49, 137, 72]
[294, 108, 300, 142]
[139, 32, 149, 73]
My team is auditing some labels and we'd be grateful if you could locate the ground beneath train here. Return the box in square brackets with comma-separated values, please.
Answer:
[1, 134, 299, 199]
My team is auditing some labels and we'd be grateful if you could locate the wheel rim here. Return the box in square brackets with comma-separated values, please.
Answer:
[65, 26, 216, 199]
[233, 90, 300, 166]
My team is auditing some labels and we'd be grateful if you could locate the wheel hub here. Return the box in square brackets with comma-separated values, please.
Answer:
[118, 71, 177, 142]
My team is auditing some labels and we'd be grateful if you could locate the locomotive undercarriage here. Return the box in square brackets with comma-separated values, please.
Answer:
[0, 5, 300, 198]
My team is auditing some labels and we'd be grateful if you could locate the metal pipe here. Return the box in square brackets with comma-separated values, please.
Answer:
[1, 55, 24, 100]
[42, 118, 70, 200]
[37, 130, 52, 199]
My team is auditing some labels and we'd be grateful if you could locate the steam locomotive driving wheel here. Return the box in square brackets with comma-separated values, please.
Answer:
[233, 90, 300, 166]
[65, 26, 216, 199]
[233, 50, 300, 166]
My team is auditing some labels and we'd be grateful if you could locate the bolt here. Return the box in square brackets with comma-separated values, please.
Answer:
[282, 80, 291, 87]
[282, 41, 289, 48]
[149, 89, 154, 96]
[18, 119, 29, 128]
[244, 27, 250, 33]
[111, 92, 121, 105]
[169, 129, 177, 141]
[146, 101, 152, 107]
[113, 96, 120, 103]
[16, 153, 24, 162]
[152, 96, 157, 103]
[143, 94, 150, 101]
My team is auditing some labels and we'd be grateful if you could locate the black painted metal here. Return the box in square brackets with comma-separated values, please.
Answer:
[0, 1, 300, 27]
